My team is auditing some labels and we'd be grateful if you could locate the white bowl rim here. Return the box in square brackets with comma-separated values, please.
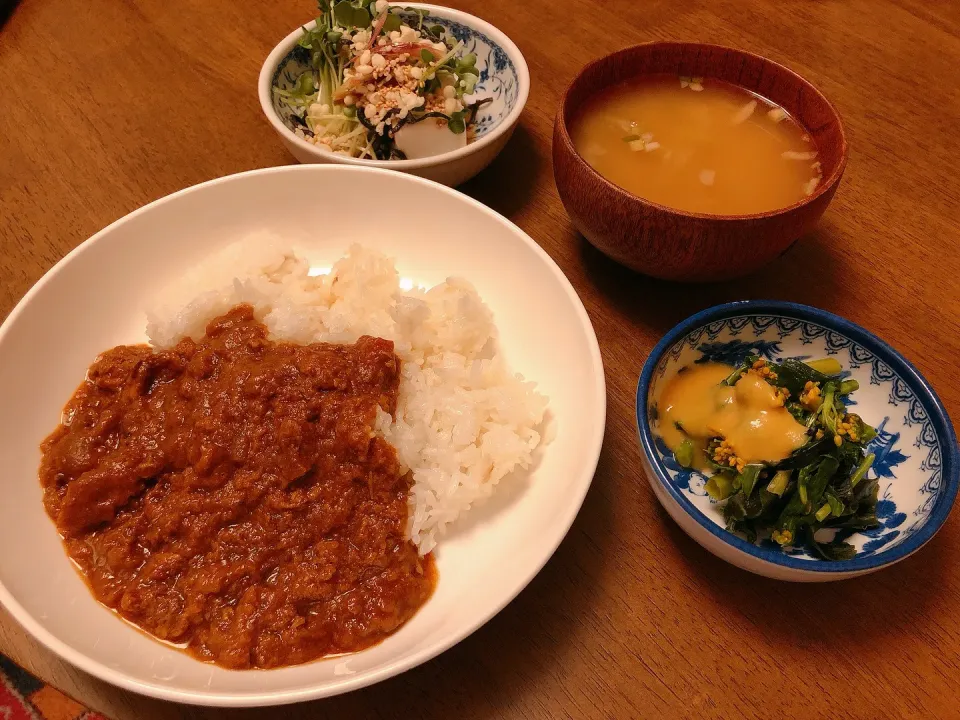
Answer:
[257, 2, 531, 170]
[0, 164, 605, 705]
[635, 299, 959, 574]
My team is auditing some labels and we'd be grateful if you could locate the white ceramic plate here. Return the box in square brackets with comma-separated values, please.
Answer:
[0, 166, 605, 706]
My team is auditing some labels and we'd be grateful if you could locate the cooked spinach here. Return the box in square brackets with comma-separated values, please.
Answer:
[705, 357, 880, 560]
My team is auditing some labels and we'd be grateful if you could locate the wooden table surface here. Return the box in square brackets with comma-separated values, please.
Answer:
[2, 0, 960, 718]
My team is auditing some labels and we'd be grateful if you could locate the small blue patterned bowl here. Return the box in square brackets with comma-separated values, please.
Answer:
[257, 3, 529, 187]
[637, 301, 958, 581]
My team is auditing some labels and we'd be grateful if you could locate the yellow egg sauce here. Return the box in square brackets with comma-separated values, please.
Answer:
[570, 74, 823, 215]
[659, 363, 809, 469]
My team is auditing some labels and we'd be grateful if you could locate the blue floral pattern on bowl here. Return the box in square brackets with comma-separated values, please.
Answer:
[638, 301, 958, 573]
[270, 11, 519, 143]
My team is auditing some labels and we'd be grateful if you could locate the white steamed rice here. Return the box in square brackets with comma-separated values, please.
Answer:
[146, 235, 549, 553]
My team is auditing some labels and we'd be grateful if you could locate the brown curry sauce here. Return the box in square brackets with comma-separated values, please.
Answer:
[39, 305, 435, 669]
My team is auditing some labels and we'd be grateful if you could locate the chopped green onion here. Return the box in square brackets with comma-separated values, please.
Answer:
[850, 453, 875, 488]
[675, 439, 695, 469]
[767, 470, 791, 496]
[805, 358, 842, 375]
[839, 379, 860, 395]
[706, 474, 737, 501]
[738, 465, 763, 498]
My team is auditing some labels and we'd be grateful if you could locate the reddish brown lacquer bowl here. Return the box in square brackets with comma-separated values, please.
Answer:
[553, 43, 848, 282]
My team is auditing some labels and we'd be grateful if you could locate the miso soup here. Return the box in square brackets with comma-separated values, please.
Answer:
[571, 74, 822, 215]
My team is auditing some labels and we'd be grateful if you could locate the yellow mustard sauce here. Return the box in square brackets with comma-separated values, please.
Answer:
[659, 362, 808, 469]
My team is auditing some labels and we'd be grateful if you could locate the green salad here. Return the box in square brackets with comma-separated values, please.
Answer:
[678, 356, 879, 560]
[275, 0, 490, 160]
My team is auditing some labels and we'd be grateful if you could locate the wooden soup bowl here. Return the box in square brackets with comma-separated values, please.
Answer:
[553, 43, 847, 282]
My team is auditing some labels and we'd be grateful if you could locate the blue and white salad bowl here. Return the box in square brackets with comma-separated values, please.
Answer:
[257, 3, 528, 187]
[637, 301, 958, 582]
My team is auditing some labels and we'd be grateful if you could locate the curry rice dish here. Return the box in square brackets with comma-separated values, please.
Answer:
[37, 241, 549, 670]
[41, 306, 435, 669]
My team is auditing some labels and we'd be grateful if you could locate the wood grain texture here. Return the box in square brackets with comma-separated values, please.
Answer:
[1, 0, 959, 718]
[553, 42, 846, 282]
